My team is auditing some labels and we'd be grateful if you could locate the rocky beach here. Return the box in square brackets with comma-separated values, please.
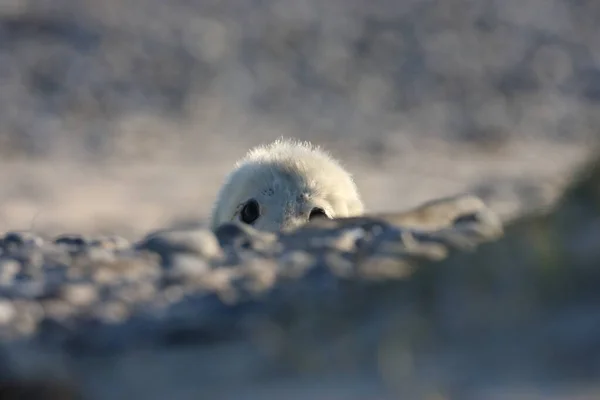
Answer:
[0, 0, 598, 398]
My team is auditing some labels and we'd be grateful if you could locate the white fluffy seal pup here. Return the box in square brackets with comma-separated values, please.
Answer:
[210, 138, 364, 232]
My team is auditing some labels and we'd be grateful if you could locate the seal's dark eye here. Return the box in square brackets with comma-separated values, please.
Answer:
[240, 199, 260, 224]
[309, 207, 329, 220]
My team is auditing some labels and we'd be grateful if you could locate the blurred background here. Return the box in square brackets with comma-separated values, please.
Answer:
[0, 0, 597, 238]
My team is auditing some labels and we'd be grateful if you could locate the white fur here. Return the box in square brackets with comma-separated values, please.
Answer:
[210, 138, 364, 232]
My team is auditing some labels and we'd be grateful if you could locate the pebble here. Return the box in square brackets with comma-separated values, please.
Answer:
[95, 301, 129, 324]
[170, 254, 210, 278]
[0, 300, 15, 324]
[93, 268, 120, 285]
[84, 247, 117, 264]
[61, 283, 99, 307]
[1, 231, 44, 249]
[136, 227, 224, 264]
[90, 235, 131, 251]
[325, 253, 355, 277]
[19, 249, 45, 271]
[328, 228, 365, 252]
[53, 234, 89, 252]
[163, 285, 185, 304]
[214, 222, 277, 253]
[235, 256, 278, 295]
[0, 259, 20, 284]
[42, 300, 75, 321]
[278, 251, 315, 278]
[114, 282, 157, 304]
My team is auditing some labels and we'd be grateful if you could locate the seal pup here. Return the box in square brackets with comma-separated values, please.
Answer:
[210, 138, 364, 232]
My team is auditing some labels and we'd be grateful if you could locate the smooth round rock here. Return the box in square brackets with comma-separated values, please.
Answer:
[136, 227, 224, 266]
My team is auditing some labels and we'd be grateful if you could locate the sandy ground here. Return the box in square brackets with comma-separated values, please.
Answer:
[0, 136, 592, 240]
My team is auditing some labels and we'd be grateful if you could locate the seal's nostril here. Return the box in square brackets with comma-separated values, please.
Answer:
[309, 207, 329, 220]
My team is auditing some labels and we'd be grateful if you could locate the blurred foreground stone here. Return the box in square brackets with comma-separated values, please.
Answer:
[0, 158, 599, 399]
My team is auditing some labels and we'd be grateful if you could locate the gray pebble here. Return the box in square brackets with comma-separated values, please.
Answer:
[0, 300, 15, 324]
[325, 252, 355, 277]
[18, 249, 45, 272]
[1, 231, 44, 249]
[278, 251, 315, 278]
[53, 234, 89, 252]
[169, 255, 210, 279]
[42, 299, 75, 321]
[113, 281, 157, 304]
[94, 301, 129, 324]
[162, 285, 185, 304]
[90, 235, 131, 251]
[327, 228, 365, 252]
[14, 280, 47, 299]
[41, 247, 73, 268]
[136, 227, 224, 266]
[0, 259, 20, 285]
[87, 255, 160, 285]
[233, 256, 278, 295]
[60, 283, 99, 307]
[92, 267, 120, 285]
[13, 313, 38, 335]
[85, 247, 117, 264]
[214, 222, 277, 253]
[12, 300, 44, 335]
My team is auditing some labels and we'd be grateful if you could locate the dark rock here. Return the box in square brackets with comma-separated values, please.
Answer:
[214, 222, 278, 252]
[1, 231, 44, 252]
[89, 236, 130, 251]
[135, 227, 224, 268]
[53, 235, 90, 253]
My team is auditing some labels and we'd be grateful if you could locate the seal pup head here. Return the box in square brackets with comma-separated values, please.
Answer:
[210, 138, 364, 232]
